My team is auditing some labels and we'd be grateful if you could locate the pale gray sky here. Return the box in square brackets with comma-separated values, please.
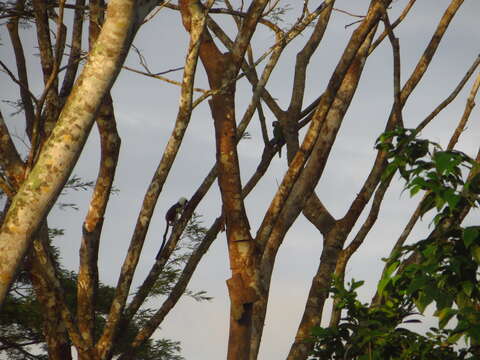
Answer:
[1, 1, 480, 359]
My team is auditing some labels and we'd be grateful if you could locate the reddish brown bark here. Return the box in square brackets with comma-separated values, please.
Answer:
[179, 1, 269, 358]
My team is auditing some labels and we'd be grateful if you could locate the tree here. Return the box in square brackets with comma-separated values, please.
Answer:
[311, 130, 480, 359]
[1, 213, 207, 359]
[0, 0, 478, 359]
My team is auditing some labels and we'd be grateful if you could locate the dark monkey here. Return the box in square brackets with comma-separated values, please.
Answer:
[156, 197, 188, 260]
[271, 121, 285, 158]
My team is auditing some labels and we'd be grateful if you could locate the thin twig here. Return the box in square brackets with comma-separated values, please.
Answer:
[369, 0, 416, 54]
[382, 7, 403, 126]
[0, 61, 38, 104]
[142, 0, 170, 24]
[123, 65, 208, 93]
[415, 54, 480, 134]
[447, 71, 480, 150]
[334, 7, 364, 18]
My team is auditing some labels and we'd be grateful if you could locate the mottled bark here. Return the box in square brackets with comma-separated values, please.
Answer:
[255, 2, 385, 257]
[378, 65, 480, 284]
[368, 0, 417, 54]
[77, 95, 120, 348]
[399, 0, 464, 106]
[285, 2, 466, 357]
[116, 219, 225, 360]
[0, 112, 24, 191]
[0, 0, 158, 309]
[31, 0, 61, 137]
[277, 5, 387, 358]
[28, 225, 73, 360]
[329, 175, 392, 327]
[1, 107, 73, 360]
[30, 223, 92, 356]
[259, 3, 385, 267]
[1, 1, 473, 359]
[95, 2, 205, 358]
[447, 70, 480, 150]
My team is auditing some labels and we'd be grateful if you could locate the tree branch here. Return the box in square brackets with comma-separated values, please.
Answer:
[96, 3, 209, 358]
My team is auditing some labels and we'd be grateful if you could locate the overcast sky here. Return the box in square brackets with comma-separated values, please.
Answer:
[1, 0, 480, 359]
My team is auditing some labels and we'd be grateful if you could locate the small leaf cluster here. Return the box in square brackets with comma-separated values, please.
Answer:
[310, 279, 465, 360]
[379, 225, 480, 348]
[376, 127, 479, 222]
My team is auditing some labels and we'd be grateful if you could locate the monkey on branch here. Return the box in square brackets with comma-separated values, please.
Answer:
[271, 121, 285, 158]
[156, 197, 188, 260]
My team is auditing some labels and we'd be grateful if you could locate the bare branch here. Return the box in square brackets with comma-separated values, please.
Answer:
[369, 0, 416, 54]
[119, 145, 276, 359]
[6, 0, 36, 138]
[447, 70, 480, 150]
[96, 3, 211, 357]
[382, 9, 403, 126]
[123, 65, 208, 93]
[0, 111, 25, 190]
[60, 0, 86, 104]
[0, 61, 38, 105]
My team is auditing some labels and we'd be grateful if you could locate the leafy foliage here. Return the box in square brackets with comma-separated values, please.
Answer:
[376, 128, 478, 222]
[310, 129, 480, 359]
[310, 280, 469, 360]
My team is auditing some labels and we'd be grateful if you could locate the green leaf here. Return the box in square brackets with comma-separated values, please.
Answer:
[421, 243, 436, 258]
[385, 261, 400, 277]
[419, 193, 435, 216]
[434, 152, 454, 175]
[377, 262, 399, 296]
[467, 325, 480, 342]
[350, 279, 364, 291]
[409, 185, 422, 196]
[447, 332, 463, 344]
[434, 194, 446, 210]
[463, 227, 479, 248]
[383, 162, 398, 180]
[468, 173, 480, 194]
[437, 307, 457, 329]
[461, 282, 474, 297]
[407, 276, 428, 294]
[472, 245, 480, 264]
[415, 292, 433, 313]
[377, 277, 390, 297]
[456, 291, 473, 308]
[310, 326, 329, 337]
[444, 189, 461, 210]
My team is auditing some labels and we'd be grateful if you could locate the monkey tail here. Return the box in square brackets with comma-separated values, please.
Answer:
[156, 224, 170, 260]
